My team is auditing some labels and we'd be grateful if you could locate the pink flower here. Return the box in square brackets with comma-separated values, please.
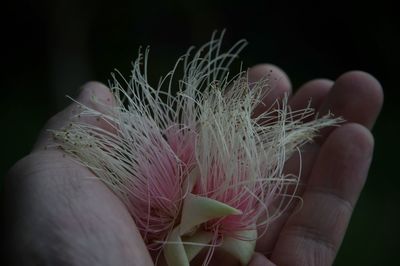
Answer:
[55, 32, 340, 266]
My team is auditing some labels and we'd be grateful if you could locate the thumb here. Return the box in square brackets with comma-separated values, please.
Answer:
[32, 81, 114, 152]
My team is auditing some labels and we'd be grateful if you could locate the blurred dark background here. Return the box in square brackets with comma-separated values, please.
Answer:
[1, 0, 398, 264]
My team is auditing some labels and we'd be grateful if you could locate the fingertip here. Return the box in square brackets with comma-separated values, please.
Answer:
[32, 81, 114, 152]
[79, 81, 110, 94]
[248, 64, 292, 93]
[290, 78, 334, 110]
[249, 64, 292, 116]
[335, 70, 384, 107]
[320, 71, 383, 129]
[314, 123, 375, 202]
[336, 70, 381, 88]
[326, 123, 374, 160]
[301, 78, 334, 89]
[77, 81, 114, 107]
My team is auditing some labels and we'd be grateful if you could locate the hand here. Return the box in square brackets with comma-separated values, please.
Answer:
[3, 83, 154, 266]
[3, 66, 383, 266]
[246, 65, 383, 265]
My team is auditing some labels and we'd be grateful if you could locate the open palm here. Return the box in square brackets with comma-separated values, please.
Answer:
[3, 65, 383, 266]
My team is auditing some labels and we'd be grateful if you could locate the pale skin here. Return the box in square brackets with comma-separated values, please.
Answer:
[3, 65, 383, 265]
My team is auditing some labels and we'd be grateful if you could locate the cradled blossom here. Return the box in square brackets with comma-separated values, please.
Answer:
[54, 32, 340, 266]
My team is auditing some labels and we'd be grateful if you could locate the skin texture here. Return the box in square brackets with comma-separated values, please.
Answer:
[2, 65, 383, 266]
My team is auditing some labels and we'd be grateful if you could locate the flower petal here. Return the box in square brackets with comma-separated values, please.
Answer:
[183, 230, 214, 261]
[180, 193, 242, 235]
[220, 229, 257, 265]
[164, 227, 190, 266]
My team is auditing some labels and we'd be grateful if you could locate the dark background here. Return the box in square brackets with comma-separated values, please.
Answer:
[1, 0, 398, 264]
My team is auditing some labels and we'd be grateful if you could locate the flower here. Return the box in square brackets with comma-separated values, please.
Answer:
[54, 32, 340, 266]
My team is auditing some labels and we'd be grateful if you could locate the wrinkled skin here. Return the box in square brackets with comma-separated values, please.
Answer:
[2, 65, 383, 266]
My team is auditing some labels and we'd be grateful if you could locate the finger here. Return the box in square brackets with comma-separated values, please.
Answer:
[248, 64, 292, 117]
[281, 79, 333, 186]
[248, 252, 276, 266]
[255, 79, 333, 253]
[255, 79, 331, 253]
[255, 145, 322, 255]
[283, 78, 334, 185]
[318, 71, 383, 131]
[271, 123, 374, 265]
[285, 79, 334, 183]
[289, 79, 334, 111]
[287, 71, 383, 182]
[256, 71, 382, 254]
[286, 71, 383, 181]
[32, 81, 114, 152]
[257, 71, 383, 255]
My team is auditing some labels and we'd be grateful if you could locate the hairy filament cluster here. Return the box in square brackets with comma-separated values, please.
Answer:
[53, 32, 340, 265]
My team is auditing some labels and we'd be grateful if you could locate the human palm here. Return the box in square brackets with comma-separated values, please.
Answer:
[3, 65, 383, 266]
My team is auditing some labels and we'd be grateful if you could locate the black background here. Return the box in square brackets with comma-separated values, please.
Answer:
[1, 0, 398, 264]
